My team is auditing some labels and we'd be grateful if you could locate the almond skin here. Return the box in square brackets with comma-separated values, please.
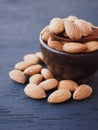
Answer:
[64, 20, 83, 40]
[84, 41, 98, 53]
[58, 80, 78, 92]
[63, 42, 87, 53]
[49, 18, 64, 34]
[74, 19, 92, 36]
[29, 74, 43, 84]
[9, 69, 26, 84]
[48, 40, 63, 51]
[39, 78, 58, 91]
[24, 54, 40, 64]
[15, 61, 33, 71]
[24, 64, 42, 76]
[41, 68, 54, 79]
[24, 83, 46, 99]
[73, 84, 92, 100]
[48, 89, 71, 103]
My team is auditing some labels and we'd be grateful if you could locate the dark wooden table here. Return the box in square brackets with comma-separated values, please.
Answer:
[0, 0, 98, 130]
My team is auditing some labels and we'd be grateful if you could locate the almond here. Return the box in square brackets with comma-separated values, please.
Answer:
[84, 41, 98, 53]
[47, 36, 52, 44]
[15, 61, 33, 71]
[48, 89, 71, 103]
[63, 42, 87, 53]
[9, 69, 26, 84]
[49, 18, 64, 34]
[24, 83, 46, 99]
[24, 64, 42, 76]
[74, 19, 92, 36]
[67, 15, 78, 21]
[41, 31, 50, 42]
[58, 80, 78, 92]
[40, 25, 49, 35]
[41, 68, 54, 79]
[39, 78, 58, 91]
[73, 84, 92, 100]
[64, 20, 83, 40]
[24, 54, 40, 64]
[35, 52, 44, 62]
[48, 40, 63, 51]
[29, 74, 43, 84]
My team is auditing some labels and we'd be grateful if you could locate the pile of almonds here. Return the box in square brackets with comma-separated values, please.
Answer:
[9, 52, 93, 104]
[41, 15, 98, 54]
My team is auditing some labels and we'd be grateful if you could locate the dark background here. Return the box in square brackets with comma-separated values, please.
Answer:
[0, 0, 98, 130]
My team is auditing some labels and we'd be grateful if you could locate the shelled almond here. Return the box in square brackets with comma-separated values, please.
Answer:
[9, 69, 26, 84]
[9, 51, 93, 103]
[40, 15, 98, 54]
[24, 83, 46, 99]
[58, 80, 78, 92]
[48, 89, 71, 103]
[9, 15, 96, 104]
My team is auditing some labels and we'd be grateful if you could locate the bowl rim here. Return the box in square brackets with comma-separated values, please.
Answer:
[39, 35, 98, 56]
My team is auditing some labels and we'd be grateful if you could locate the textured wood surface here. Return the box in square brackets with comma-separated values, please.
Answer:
[0, 0, 98, 130]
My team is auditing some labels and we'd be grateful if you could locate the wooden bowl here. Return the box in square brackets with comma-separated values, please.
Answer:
[40, 35, 98, 83]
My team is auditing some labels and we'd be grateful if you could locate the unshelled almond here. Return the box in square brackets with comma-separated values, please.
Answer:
[58, 80, 78, 92]
[9, 69, 26, 84]
[64, 20, 83, 40]
[63, 42, 87, 53]
[35, 52, 44, 62]
[48, 89, 71, 103]
[24, 64, 42, 76]
[49, 18, 64, 34]
[29, 74, 43, 84]
[73, 84, 92, 100]
[39, 78, 58, 91]
[84, 41, 98, 53]
[24, 54, 40, 64]
[48, 40, 63, 51]
[41, 68, 54, 79]
[24, 83, 46, 99]
[15, 61, 33, 71]
[74, 19, 92, 36]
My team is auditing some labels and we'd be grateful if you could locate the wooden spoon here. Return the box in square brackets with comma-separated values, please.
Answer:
[50, 27, 98, 43]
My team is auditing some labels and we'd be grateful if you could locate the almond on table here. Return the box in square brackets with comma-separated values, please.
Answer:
[24, 64, 42, 76]
[39, 78, 59, 91]
[35, 52, 44, 62]
[24, 54, 40, 64]
[29, 74, 43, 84]
[41, 68, 54, 79]
[58, 80, 78, 92]
[15, 61, 34, 71]
[48, 89, 71, 103]
[73, 84, 93, 100]
[24, 83, 46, 99]
[9, 69, 26, 84]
